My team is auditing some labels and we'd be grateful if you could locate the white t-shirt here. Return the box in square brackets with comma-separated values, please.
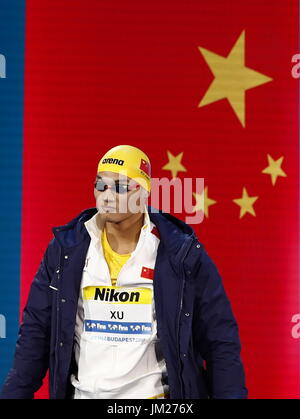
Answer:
[70, 207, 169, 399]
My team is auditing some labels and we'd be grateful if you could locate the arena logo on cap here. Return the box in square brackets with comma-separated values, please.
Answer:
[102, 158, 125, 165]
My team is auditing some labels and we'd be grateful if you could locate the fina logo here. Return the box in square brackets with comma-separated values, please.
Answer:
[0, 314, 6, 339]
[0, 54, 6, 78]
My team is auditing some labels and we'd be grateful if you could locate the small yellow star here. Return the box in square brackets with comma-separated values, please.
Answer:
[198, 30, 273, 127]
[162, 151, 187, 179]
[261, 154, 287, 186]
[233, 187, 258, 218]
[193, 186, 217, 218]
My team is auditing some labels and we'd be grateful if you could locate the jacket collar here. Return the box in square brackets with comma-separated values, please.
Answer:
[83, 204, 156, 255]
[52, 205, 196, 256]
[84, 203, 152, 242]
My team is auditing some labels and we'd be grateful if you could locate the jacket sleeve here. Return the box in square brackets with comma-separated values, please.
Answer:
[0, 238, 58, 399]
[193, 245, 248, 399]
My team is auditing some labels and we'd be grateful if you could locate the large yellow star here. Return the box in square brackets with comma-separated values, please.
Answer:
[162, 151, 187, 179]
[198, 30, 273, 127]
[261, 154, 287, 185]
[193, 186, 217, 218]
[233, 187, 258, 218]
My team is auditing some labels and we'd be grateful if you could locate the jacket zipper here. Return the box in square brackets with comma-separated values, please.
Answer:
[53, 244, 62, 397]
[176, 236, 195, 398]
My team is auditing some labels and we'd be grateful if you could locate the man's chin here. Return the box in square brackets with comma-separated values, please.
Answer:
[99, 211, 125, 223]
[98, 206, 118, 214]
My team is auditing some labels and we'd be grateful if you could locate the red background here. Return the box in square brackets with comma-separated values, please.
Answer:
[21, 0, 299, 398]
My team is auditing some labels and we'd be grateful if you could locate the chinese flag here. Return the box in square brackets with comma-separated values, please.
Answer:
[141, 266, 154, 280]
[140, 158, 151, 176]
[22, 0, 299, 398]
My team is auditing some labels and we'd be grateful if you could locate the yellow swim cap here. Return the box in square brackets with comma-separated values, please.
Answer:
[97, 145, 151, 192]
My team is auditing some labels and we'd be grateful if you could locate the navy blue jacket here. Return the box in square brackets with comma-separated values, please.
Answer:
[0, 206, 248, 399]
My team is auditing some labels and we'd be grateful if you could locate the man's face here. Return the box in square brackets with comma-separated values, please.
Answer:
[94, 171, 147, 223]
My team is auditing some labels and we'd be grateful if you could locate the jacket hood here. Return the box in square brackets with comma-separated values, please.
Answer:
[52, 205, 197, 255]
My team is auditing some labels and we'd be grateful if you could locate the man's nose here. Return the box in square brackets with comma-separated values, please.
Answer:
[101, 186, 116, 201]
